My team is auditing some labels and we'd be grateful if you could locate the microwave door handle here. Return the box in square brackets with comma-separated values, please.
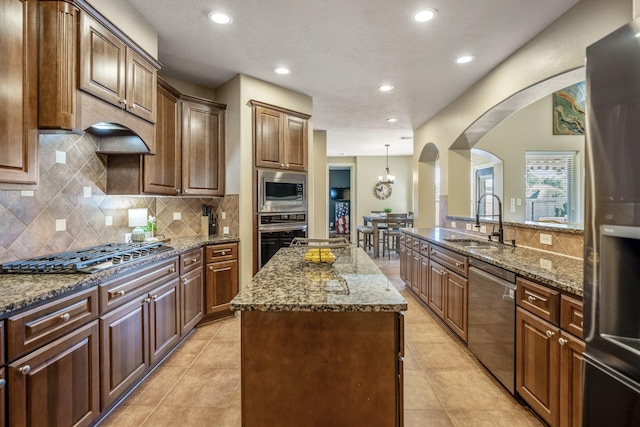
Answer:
[260, 224, 307, 233]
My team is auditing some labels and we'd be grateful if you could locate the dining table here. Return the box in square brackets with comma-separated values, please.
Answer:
[362, 214, 414, 258]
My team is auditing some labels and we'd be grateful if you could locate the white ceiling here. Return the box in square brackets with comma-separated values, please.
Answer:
[127, 0, 579, 157]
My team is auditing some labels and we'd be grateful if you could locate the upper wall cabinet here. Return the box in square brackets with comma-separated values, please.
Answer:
[0, 0, 38, 185]
[249, 100, 310, 172]
[79, 13, 157, 124]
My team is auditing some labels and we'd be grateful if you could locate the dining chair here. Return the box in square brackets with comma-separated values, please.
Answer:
[381, 213, 408, 259]
[356, 225, 374, 251]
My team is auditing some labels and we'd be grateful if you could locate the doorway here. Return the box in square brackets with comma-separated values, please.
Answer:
[328, 166, 352, 242]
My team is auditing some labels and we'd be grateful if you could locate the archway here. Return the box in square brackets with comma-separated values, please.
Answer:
[416, 142, 440, 228]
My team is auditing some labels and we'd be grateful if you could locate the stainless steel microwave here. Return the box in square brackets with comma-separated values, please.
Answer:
[257, 170, 307, 213]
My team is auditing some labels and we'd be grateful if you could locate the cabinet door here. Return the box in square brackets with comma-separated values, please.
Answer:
[181, 98, 225, 196]
[410, 251, 420, 294]
[205, 260, 239, 314]
[79, 13, 126, 108]
[0, 0, 38, 184]
[399, 246, 407, 282]
[143, 80, 181, 195]
[100, 297, 149, 409]
[444, 271, 468, 343]
[428, 261, 446, 319]
[38, 0, 78, 131]
[254, 106, 283, 169]
[9, 321, 100, 427]
[516, 307, 559, 427]
[126, 48, 157, 124]
[149, 278, 180, 366]
[0, 368, 4, 427]
[419, 256, 430, 304]
[181, 267, 204, 335]
[403, 247, 413, 289]
[283, 114, 307, 171]
[559, 332, 585, 427]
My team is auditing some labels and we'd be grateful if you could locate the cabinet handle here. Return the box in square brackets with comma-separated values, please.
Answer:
[192, 258, 198, 263]
[130, 103, 136, 109]
[209, 265, 214, 271]
[169, 268, 176, 273]
[143, 297, 151, 303]
[213, 267, 232, 273]
[119, 99, 127, 105]
[19, 365, 31, 375]
[280, 163, 284, 167]
[527, 295, 537, 303]
[558, 337, 568, 346]
[182, 278, 188, 284]
[440, 269, 446, 275]
[455, 262, 462, 267]
[59, 313, 70, 321]
[286, 164, 290, 168]
[0, 379, 5, 388]
[175, 189, 180, 194]
[431, 251, 437, 256]
[546, 330, 555, 338]
[151, 294, 158, 300]
[111, 289, 126, 298]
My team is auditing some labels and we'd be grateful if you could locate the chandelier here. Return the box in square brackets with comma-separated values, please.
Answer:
[378, 144, 395, 184]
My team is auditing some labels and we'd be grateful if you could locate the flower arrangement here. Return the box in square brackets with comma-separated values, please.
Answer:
[383, 207, 392, 214]
[143, 216, 156, 236]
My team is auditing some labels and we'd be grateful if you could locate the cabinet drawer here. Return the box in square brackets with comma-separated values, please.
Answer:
[411, 238, 420, 252]
[205, 242, 238, 262]
[561, 295, 583, 338]
[516, 277, 560, 325]
[419, 240, 429, 257]
[180, 247, 203, 274]
[403, 235, 412, 248]
[428, 243, 468, 277]
[99, 257, 179, 314]
[7, 287, 98, 361]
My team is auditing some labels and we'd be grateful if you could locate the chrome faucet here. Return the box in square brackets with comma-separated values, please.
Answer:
[475, 193, 504, 244]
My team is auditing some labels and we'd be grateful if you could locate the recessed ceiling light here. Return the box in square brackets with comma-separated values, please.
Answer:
[273, 67, 290, 75]
[414, 9, 437, 22]
[456, 55, 475, 64]
[208, 11, 232, 24]
[386, 118, 398, 122]
[378, 85, 394, 92]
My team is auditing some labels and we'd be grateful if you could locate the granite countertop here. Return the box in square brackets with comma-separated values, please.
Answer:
[0, 235, 239, 318]
[231, 247, 408, 313]
[402, 228, 584, 296]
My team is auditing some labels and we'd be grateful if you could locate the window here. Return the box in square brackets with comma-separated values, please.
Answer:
[476, 166, 494, 217]
[525, 151, 578, 223]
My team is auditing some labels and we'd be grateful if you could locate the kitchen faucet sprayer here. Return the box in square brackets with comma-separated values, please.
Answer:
[475, 193, 504, 244]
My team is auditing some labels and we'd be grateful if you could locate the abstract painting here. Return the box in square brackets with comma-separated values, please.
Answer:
[553, 81, 586, 135]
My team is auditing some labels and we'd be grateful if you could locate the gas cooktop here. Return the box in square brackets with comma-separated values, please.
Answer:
[0, 241, 174, 274]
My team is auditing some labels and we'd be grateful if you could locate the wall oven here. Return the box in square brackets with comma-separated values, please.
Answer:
[257, 169, 306, 213]
[257, 213, 307, 269]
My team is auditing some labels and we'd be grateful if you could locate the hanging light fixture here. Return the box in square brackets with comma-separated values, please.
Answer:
[378, 144, 395, 184]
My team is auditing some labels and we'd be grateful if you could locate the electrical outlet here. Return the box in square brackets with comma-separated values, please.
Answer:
[517, 198, 522, 206]
[540, 233, 553, 245]
[480, 225, 487, 233]
[83, 186, 92, 198]
[449, 234, 456, 240]
[105, 216, 113, 226]
[450, 221, 456, 228]
[465, 223, 472, 231]
[55, 219, 66, 231]
[223, 226, 229, 235]
[125, 233, 131, 242]
[55, 151, 66, 164]
[20, 190, 34, 197]
[222, 212, 226, 220]
[510, 204, 516, 212]
[173, 212, 182, 220]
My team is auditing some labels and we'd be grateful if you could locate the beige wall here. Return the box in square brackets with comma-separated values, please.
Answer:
[216, 74, 313, 286]
[313, 131, 328, 239]
[473, 94, 584, 223]
[159, 75, 217, 100]
[87, 0, 158, 58]
[413, 0, 631, 228]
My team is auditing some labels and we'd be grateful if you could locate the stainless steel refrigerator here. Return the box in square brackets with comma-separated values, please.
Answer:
[584, 16, 640, 425]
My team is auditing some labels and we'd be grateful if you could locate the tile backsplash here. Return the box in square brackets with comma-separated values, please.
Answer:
[0, 133, 238, 264]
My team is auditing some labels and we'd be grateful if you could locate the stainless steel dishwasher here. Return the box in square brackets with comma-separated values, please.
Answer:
[468, 257, 517, 394]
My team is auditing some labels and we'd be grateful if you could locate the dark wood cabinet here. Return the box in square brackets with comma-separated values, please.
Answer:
[559, 331, 585, 427]
[181, 96, 226, 196]
[0, 368, 5, 427]
[38, 0, 78, 132]
[143, 79, 181, 195]
[0, 0, 38, 185]
[250, 100, 310, 171]
[444, 269, 468, 343]
[428, 260, 446, 319]
[149, 278, 181, 366]
[9, 321, 100, 427]
[179, 247, 204, 335]
[410, 250, 421, 295]
[419, 255, 429, 304]
[99, 296, 149, 409]
[204, 243, 239, 317]
[79, 12, 157, 124]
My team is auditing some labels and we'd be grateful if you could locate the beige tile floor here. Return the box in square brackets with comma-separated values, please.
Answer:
[100, 255, 544, 427]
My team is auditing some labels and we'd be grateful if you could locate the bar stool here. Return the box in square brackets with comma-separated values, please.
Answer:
[356, 225, 374, 251]
[382, 214, 408, 259]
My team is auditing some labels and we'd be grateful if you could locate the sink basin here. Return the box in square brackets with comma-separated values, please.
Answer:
[443, 239, 498, 250]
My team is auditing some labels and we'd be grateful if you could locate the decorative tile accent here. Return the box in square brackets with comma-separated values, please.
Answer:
[0, 134, 240, 264]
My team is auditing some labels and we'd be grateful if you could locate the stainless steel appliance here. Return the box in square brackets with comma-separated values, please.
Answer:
[468, 257, 517, 394]
[257, 213, 307, 269]
[583, 17, 640, 425]
[257, 169, 306, 213]
[0, 242, 173, 274]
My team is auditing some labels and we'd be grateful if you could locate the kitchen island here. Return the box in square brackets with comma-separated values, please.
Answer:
[231, 246, 407, 427]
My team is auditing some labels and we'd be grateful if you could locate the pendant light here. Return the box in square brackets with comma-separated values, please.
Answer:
[378, 144, 395, 184]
